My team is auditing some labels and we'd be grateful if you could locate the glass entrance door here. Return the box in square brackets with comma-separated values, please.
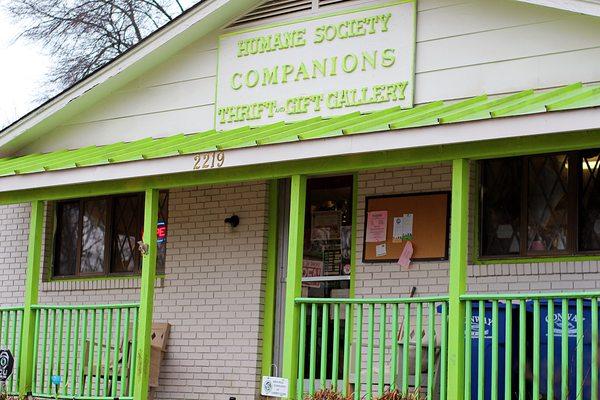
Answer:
[271, 175, 355, 384]
[301, 175, 354, 384]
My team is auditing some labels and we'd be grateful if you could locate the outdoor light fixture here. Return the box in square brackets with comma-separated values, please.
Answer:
[224, 214, 240, 228]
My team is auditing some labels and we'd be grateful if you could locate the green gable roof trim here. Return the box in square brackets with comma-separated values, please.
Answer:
[0, 82, 599, 178]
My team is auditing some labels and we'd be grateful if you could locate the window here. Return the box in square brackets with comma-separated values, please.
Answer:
[53, 192, 168, 277]
[480, 151, 600, 258]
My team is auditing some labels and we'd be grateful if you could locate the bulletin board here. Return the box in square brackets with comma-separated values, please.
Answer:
[363, 192, 450, 262]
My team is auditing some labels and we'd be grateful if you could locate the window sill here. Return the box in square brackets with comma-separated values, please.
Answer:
[41, 275, 166, 292]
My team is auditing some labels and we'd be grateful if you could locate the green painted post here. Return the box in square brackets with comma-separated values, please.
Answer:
[440, 302, 448, 400]
[427, 303, 435, 400]
[402, 304, 411, 395]
[262, 180, 279, 377]
[592, 299, 598, 400]
[415, 303, 423, 390]
[477, 301, 484, 400]
[491, 301, 499, 400]
[19, 200, 44, 398]
[320, 304, 329, 390]
[366, 303, 374, 399]
[378, 304, 386, 397]
[464, 302, 472, 400]
[547, 301, 554, 400]
[120, 308, 131, 396]
[576, 299, 583, 400]
[342, 304, 351, 396]
[355, 305, 364, 400]
[390, 304, 399, 391]
[281, 175, 307, 400]
[504, 300, 513, 400]
[562, 299, 569, 400]
[533, 300, 540, 400]
[133, 188, 159, 400]
[297, 303, 307, 400]
[519, 301, 526, 400]
[447, 159, 470, 400]
[332, 303, 340, 392]
[309, 304, 317, 395]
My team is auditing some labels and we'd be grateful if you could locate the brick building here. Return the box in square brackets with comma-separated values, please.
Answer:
[2, 1, 600, 400]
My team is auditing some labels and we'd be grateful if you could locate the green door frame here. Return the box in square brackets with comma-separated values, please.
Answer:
[262, 180, 280, 377]
[281, 175, 307, 399]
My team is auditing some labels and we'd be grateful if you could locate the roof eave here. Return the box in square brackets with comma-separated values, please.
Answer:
[0, 0, 263, 156]
[1, 105, 599, 198]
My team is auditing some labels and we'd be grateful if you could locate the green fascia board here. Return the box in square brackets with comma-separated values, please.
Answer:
[342, 104, 429, 135]
[3, 129, 600, 205]
[546, 86, 600, 111]
[389, 96, 488, 129]
[490, 82, 583, 117]
[37, 142, 133, 172]
[1, 82, 600, 179]
[439, 90, 535, 124]
[216, 121, 290, 149]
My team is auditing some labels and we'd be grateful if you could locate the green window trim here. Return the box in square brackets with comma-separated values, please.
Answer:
[49, 191, 169, 280]
[45, 273, 167, 283]
[472, 153, 600, 265]
[472, 254, 600, 266]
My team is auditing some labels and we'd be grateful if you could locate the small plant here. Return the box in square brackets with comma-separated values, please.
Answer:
[304, 389, 353, 400]
[378, 388, 422, 400]
[303, 388, 423, 400]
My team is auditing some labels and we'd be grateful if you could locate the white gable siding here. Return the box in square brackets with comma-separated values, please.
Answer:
[20, 0, 600, 154]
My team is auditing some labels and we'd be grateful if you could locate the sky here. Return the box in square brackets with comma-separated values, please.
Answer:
[0, 9, 50, 129]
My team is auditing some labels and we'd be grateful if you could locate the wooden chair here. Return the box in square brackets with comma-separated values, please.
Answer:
[84, 322, 171, 397]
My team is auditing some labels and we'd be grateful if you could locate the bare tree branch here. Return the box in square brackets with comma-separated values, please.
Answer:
[3, 0, 196, 95]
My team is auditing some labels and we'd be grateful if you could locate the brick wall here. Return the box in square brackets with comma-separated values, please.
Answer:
[355, 163, 600, 297]
[355, 163, 453, 299]
[0, 181, 269, 400]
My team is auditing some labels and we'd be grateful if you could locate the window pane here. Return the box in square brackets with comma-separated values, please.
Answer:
[55, 202, 80, 276]
[579, 152, 600, 251]
[527, 154, 569, 253]
[80, 199, 108, 273]
[480, 158, 522, 256]
[111, 195, 142, 273]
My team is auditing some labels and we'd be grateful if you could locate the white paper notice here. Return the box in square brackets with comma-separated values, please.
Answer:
[376, 243, 387, 257]
[393, 217, 403, 241]
[496, 224, 514, 239]
[261, 376, 289, 398]
[393, 213, 414, 241]
[403, 213, 413, 237]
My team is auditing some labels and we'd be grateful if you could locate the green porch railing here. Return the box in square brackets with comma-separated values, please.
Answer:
[460, 291, 600, 400]
[0, 306, 24, 395]
[295, 297, 449, 400]
[30, 303, 140, 400]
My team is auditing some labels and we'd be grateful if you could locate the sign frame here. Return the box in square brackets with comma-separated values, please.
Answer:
[215, 0, 417, 129]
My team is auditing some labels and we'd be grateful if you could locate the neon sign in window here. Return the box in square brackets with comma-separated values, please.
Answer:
[157, 221, 167, 244]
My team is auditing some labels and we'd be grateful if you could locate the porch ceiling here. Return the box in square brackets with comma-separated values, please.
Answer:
[0, 81, 599, 178]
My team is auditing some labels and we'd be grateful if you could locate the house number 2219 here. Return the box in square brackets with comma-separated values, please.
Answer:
[193, 152, 225, 170]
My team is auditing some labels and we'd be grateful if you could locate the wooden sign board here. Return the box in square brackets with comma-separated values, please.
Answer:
[363, 192, 450, 262]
